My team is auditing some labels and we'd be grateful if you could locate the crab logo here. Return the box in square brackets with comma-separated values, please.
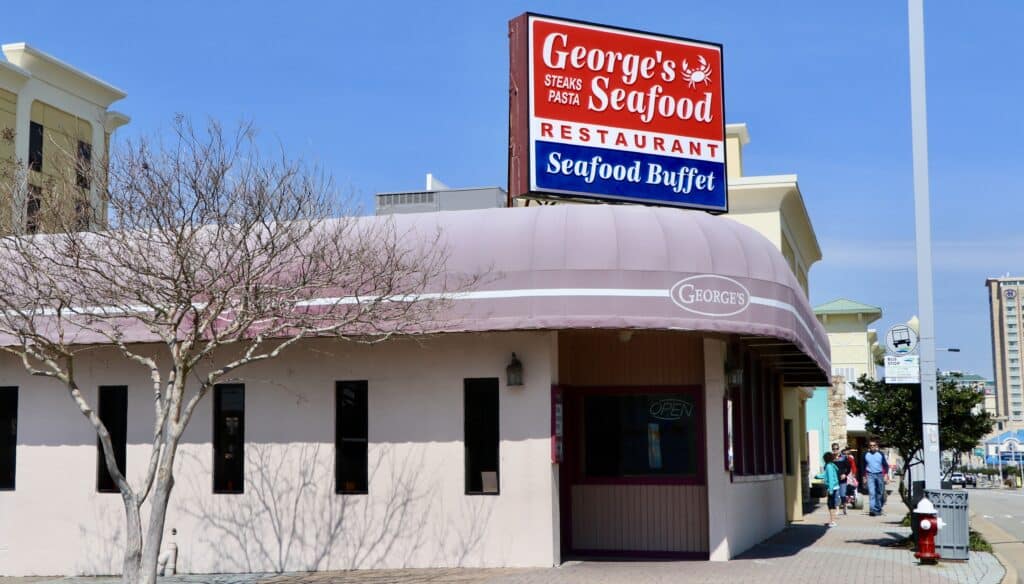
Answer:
[681, 55, 713, 89]
[670, 275, 751, 317]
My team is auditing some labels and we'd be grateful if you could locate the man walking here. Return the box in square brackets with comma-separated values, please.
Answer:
[863, 440, 889, 516]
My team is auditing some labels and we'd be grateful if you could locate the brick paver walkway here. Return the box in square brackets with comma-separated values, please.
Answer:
[2, 497, 1004, 584]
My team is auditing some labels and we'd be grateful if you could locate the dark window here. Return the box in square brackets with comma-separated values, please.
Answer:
[739, 354, 755, 474]
[213, 384, 244, 493]
[28, 122, 43, 172]
[76, 141, 92, 189]
[464, 378, 499, 494]
[74, 199, 91, 231]
[731, 350, 782, 477]
[0, 387, 16, 490]
[771, 369, 783, 472]
[96, 386, 128, 493]
[336, 380, 368, 494]
[26, 185, 41, 234]
[584, 392, 701, 479]
[784, 419, 794, 476]
[751, 363, 763, 475]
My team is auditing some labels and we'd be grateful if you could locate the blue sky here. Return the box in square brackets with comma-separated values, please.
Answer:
[5, 1, 1020, 377]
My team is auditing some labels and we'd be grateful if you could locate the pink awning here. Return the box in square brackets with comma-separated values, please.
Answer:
[398, 204, 830, 385]
[0, 204, 830, 385]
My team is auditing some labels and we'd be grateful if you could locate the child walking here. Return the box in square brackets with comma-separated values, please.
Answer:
[816, 452, 840, 527]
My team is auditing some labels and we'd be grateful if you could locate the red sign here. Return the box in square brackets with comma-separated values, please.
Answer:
[509, 14, 727, 211]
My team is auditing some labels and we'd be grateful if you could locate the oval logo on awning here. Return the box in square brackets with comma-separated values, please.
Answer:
[669, 275, 751, 317]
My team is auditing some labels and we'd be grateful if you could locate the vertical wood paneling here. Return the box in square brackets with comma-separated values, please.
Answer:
[571, 485, 708, 552]
[558, 330, 704, 387]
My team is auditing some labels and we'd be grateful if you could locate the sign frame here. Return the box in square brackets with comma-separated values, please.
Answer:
[884, 355, 921, 384]
[551, 384, 563, 463]
[509, 12, 728, 212]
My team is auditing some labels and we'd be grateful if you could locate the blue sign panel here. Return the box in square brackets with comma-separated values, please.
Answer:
[534, 140, 727, 211]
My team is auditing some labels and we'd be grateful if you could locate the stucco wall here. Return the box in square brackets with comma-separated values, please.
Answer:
[723, 212, 781, 251]
[0, 332, 557, 576]
[703, 339, 786, 561]
[826, 330, 875, 380]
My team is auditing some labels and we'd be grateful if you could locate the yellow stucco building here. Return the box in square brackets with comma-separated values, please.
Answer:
[814, 298, 884, 452]
[0, 43, 129, 233]
[722, 124, 823, 523]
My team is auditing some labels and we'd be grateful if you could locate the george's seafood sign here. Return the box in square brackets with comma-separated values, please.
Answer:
[509, 14, 727, 211]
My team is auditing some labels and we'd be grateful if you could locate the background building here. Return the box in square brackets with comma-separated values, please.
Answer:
[813, 299, 883, 455]
[376, 173, 506, 215]
[0, 42, 129, 233]
[987, 276, 1024, 426]
[940, 371, 998, 466]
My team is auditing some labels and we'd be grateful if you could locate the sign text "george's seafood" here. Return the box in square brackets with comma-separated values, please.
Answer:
[509, 14, 727, 211]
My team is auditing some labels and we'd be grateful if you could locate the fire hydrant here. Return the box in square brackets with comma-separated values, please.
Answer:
[914, 497, 945, 564]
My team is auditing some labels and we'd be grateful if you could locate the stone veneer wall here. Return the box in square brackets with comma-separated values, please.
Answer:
[829, 376, 848, 448]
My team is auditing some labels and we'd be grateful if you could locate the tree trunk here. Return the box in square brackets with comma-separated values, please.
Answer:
[121, 495, 143, 584]
[138, 454, 176, 584]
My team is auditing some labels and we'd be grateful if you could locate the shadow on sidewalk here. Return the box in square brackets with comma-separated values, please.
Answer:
[734, 524, 829, 560]
[845, 531, 912, 548]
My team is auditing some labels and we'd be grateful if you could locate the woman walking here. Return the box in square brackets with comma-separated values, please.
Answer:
[816, 452, 841, 527]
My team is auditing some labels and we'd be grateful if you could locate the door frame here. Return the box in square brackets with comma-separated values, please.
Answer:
[557, 384, 707, 559]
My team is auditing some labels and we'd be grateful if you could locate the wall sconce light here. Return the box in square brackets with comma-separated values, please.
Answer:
[506, 353, 524, 387]
[725, 362, 744, 387]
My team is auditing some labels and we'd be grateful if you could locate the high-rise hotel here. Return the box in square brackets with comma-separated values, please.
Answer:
[987, 276, 1024, 426]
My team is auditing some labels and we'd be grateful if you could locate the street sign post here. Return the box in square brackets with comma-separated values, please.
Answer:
[908, 0, 940, 492]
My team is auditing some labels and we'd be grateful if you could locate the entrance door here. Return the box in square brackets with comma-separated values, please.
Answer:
[559, 386, 709, 558]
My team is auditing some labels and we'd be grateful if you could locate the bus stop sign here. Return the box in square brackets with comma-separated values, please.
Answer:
[885, 324, 919, 355]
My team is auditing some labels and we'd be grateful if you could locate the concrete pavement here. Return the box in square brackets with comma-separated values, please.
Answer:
[969, 486, 1024, 584]
[1, 495, 1005, 584]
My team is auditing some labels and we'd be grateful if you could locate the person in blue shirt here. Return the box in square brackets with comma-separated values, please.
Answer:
[862, 440, 890, 516]
[815, 452, 840, 527]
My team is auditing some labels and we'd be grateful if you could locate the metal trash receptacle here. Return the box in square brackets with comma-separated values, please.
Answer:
[924, 489, 969, 560]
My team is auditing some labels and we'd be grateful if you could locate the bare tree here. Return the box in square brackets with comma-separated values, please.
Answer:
[0, 118, 464, 584]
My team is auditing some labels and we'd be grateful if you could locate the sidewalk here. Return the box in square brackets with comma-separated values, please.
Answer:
[1, 497, 1005, 584]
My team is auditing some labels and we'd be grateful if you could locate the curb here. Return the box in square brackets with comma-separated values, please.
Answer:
[972, 512, 1022, 584]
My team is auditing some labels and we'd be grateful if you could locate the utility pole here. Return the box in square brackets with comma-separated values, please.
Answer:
[908, 0, 940, 490]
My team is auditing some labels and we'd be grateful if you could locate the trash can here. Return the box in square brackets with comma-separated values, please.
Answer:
[924, 489, 969, 560]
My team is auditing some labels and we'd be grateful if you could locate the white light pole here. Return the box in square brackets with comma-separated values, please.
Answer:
[908, 0, 941, 491]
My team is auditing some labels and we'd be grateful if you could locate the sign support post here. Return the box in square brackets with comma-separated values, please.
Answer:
[908, 0, 940, 491]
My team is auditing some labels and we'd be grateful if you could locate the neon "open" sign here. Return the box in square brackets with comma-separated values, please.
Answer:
[649, 398, 693, 420]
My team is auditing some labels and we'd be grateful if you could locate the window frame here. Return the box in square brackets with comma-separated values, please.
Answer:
[464, 377, 500, 495]
[212, 384, 245, 494]
[730, 346, 783, 480]
[335, 380, 369, 495]
[571, 384, 705, 486]
[0, 387, 17, 491]
[96, 385, 128, 493]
